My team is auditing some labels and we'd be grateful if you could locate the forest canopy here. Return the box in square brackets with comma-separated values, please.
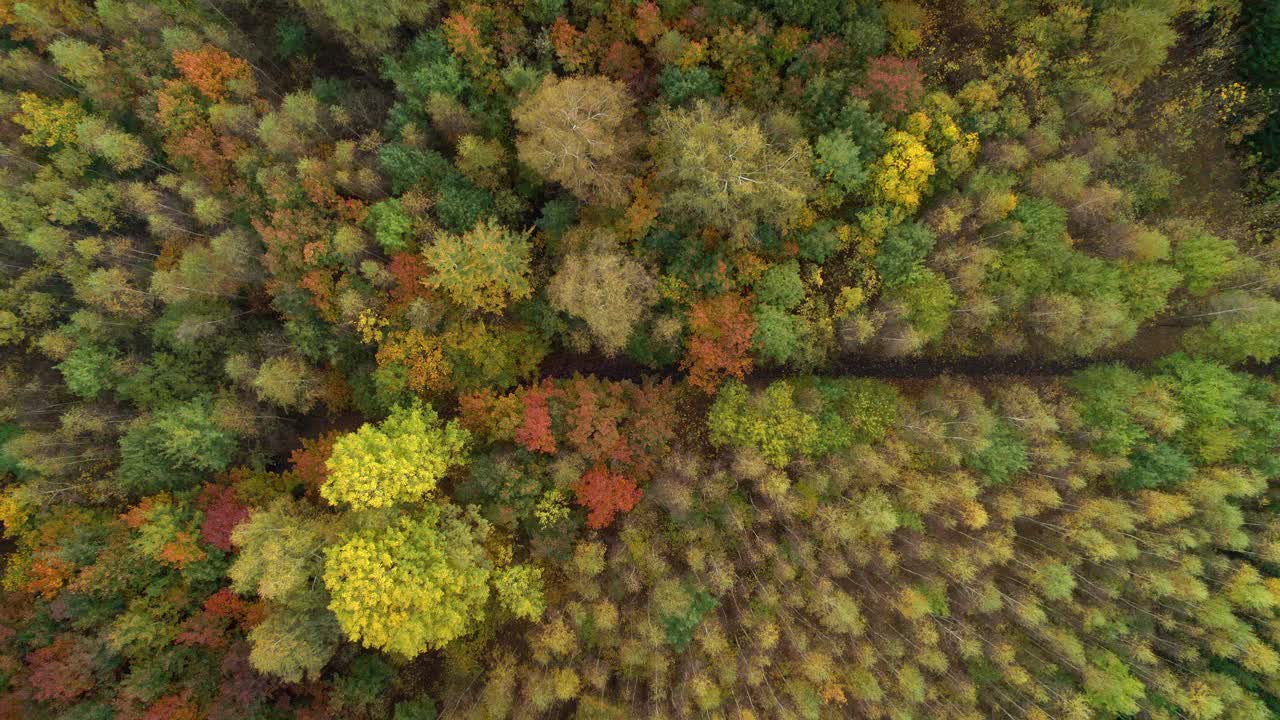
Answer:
[1, 1, 1280, 719]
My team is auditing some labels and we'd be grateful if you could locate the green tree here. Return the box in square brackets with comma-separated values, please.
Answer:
[253, 355, 323, 413]
[117, 396, 238, 494]
[230, 498, 342, 682]
[294, 0, 435, 55]
[708, 380, 817, 467]
[1091, 6, 1177, 95]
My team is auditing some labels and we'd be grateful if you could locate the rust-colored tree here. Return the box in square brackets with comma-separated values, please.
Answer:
[572, 465, 641, 529]
[683, 294, 756, 392]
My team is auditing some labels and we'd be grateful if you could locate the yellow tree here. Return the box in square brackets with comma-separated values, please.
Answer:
[322, 402, 469, 510]
[652, 100, 816, 233]
[323, 505, 493, 656]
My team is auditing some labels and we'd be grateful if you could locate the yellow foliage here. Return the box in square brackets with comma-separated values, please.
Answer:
[355, 309, 387, 344]
[322, 402, 469, 510]
[324, 506, 492, 657]
[13, 92, 84, 148]
[870, 130, 936, 212]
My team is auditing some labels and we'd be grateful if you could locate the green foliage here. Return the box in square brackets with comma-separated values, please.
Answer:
[394, 697, 439, 720]
[965, 420, 1028, 486]
[814, 130, 868, 197]
[708, 380, 818, 467]
[1069, 364, 1152, 457]
[423, 218, 532, 313]
[1174, 230, 1244, 296]
[874, 221, 936, 288]
[367, 198, 415, 252]
[4, 4, 1280, 718]
[752, 304, 801, 364]
[56, 344, 117, 400]
[753, 261, 805, 310]
[117, 397, 237, 494]
[1116, 442, 1194, 490]
[661, 587, 718, 652]
[659, 66, 721, 106]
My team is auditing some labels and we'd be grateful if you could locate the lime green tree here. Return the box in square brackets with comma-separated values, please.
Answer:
[423, 218, 533, 313]
[322, 403, 470, 510]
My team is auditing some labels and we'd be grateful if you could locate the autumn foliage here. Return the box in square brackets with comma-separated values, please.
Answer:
[572, 465, 642, 529]
[683, 294, 756, 392]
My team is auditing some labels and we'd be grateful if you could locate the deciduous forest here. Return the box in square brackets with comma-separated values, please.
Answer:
[2, 1, 1280, 718]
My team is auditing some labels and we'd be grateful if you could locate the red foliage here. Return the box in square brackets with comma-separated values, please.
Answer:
[515, 377, 678, 484]
[177, 588, 254, 649]
[601, 41, 644, 84]
[618, 379, 678, 482]
[26, 634, 96, 704]
[140, 691, 200, 720]
[198, 484, 249, 552]
[210, 642, 278, 720]
[573, 465, 642, 529]
[387, 252, 431, 309]
[172, 45, 251, 101]
[288, 432, 340, 495]
[683, 294, 756, 393]
[856, 56, 925, 115]
[514, 382, 557, 454]
[561, 377, 630, 467]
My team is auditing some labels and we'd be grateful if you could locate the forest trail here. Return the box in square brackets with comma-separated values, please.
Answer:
[537, 324, 1199, 382]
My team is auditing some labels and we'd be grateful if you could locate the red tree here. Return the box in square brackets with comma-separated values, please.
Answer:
[198, 484, 249, 552]
[26, 635, 96, 704]
[856, 56, 925, 115]
[573, 465, 642, 529]
[515, 382, 557, 454]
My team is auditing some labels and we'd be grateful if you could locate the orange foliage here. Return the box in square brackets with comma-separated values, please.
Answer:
[159, 531, 207, 567]
[457, 389, 522, 443]
[387, 252, 432, 309]
[550, 17, 589, 72]
[289, 432, 340, 494]
[683, 294, 756, 392]
[25, 558, 73, 600]
[375, 329, 451, 394]
[633, 2, 664, 44]
[172, 45, 252, 101]
[573, 465, 641, 529]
